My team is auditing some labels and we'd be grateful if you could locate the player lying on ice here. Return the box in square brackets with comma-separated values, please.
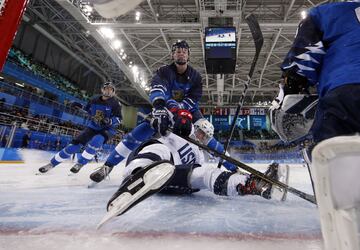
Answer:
[97, 118, 289, 228]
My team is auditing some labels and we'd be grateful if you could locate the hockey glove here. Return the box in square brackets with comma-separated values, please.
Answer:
[282, 69, 309, 95]
[173, 109, 193, 137]
[100, 117, 112, 127]
[151, 108, 173, 136]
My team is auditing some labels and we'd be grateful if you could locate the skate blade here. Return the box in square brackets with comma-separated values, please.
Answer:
[88, 181, 98, 189]
[97, 163, 175, 229]
[271, 165, 290, 201]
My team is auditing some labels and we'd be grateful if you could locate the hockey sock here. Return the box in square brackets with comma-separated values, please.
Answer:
[77, 135, 105, 165]
[51, 144, 81, 166]
[107, 122, 155, 167]
[207, 138, 237, 171]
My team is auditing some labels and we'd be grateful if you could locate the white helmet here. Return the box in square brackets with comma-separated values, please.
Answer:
[101, 82, 116, 98]
[194, 118, 214, 144]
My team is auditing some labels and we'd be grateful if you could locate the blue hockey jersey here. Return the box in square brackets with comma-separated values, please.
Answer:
[281, 2, 360, 97]
[85, 95, 122, 130]
[149, 63, 202, 113]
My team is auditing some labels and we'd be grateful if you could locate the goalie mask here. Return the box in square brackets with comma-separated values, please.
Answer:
[193, 118, 214, 144]
[270, 94, 318, 143]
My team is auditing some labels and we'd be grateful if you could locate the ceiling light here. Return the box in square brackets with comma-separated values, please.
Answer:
[99, 27, 114, 39]
[112, 40, 121, 49]
[301, 10, 307, 19]
[135, 11, 141, 21]
[132, 65, 138, 73]
[83, 5, 93, 13]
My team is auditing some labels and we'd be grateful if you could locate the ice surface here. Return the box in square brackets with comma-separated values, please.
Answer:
[0, 149, 323, 250]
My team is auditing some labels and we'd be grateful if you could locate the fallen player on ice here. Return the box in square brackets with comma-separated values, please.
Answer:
[97, 118, 289, 228]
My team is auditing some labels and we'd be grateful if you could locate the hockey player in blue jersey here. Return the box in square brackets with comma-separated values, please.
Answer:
[38, 82, 122, 173]
[271, 1, 360, 145]
[89, 40, 236, 183]
[270, 2, 360, 249]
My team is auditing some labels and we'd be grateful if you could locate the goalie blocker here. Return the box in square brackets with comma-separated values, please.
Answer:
[312, 135, 360, 250]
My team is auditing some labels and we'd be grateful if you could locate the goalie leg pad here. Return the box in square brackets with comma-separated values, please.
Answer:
[312, 135, 360, 250]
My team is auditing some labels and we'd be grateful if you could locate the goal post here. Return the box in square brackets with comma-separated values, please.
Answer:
[0, 0, 29, 71]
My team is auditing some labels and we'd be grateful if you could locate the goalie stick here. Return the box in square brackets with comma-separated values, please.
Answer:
[217, 13, 264, 169]
[140, 114, 316, 204]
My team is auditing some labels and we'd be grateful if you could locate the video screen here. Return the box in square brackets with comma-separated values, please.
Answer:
[205, 27, 236, 43]
[249, 115, 267, 130]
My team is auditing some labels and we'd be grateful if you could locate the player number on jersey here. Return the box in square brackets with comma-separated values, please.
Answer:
[356, 7, 360, 23]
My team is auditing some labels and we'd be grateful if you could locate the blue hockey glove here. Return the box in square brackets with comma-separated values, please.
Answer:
[151, 108, 173, 136]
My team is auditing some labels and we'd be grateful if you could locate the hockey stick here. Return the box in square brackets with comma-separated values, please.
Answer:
[182, 133, 316, 204]
[301, 148, 317, 203]
[141, 114, 316, 204]
[217, 13, 264, 169]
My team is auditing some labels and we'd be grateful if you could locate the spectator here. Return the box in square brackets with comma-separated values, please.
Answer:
[21, 132, 31, 148]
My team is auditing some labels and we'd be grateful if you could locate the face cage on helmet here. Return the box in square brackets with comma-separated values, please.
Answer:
[101, 86, 115, 97]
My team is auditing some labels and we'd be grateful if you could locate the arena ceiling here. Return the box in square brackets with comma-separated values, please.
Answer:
[24, 0, 335, 107]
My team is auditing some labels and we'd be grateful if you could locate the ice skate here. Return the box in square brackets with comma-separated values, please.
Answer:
[38, 163, 54, 174]
[238, 162, 288, 200]
[90, 164, 114, 183]
[70, 163, 84, 174]
[97, 160, 175, 229]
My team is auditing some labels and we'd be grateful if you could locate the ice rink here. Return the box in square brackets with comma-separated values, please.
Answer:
[0, 149, 323, 250]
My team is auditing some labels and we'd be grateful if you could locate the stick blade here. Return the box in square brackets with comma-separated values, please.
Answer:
[245, 13, 264, 51]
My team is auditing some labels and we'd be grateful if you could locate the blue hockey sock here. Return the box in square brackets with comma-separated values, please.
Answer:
[207, 138, 236, 172]
[51, 144, 81, 167]
[77, 135, 104, 165]
[105, 149, 125, 167]
[105, 122, 155, 167]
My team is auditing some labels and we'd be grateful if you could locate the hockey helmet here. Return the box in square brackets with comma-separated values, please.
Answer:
[101, 82, 116, 97]
[270, 94, 318, 143]
[171, 40, 190, 65]
[194, 118, 214, 144]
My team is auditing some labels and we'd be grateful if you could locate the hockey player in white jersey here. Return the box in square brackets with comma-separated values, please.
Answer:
[97, 118, 289, 228]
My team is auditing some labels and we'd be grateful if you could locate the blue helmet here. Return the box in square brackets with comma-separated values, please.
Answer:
[171, 40, 190, 55]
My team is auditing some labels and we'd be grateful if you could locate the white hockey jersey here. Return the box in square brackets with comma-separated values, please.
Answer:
[158, 133, 204, 166]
